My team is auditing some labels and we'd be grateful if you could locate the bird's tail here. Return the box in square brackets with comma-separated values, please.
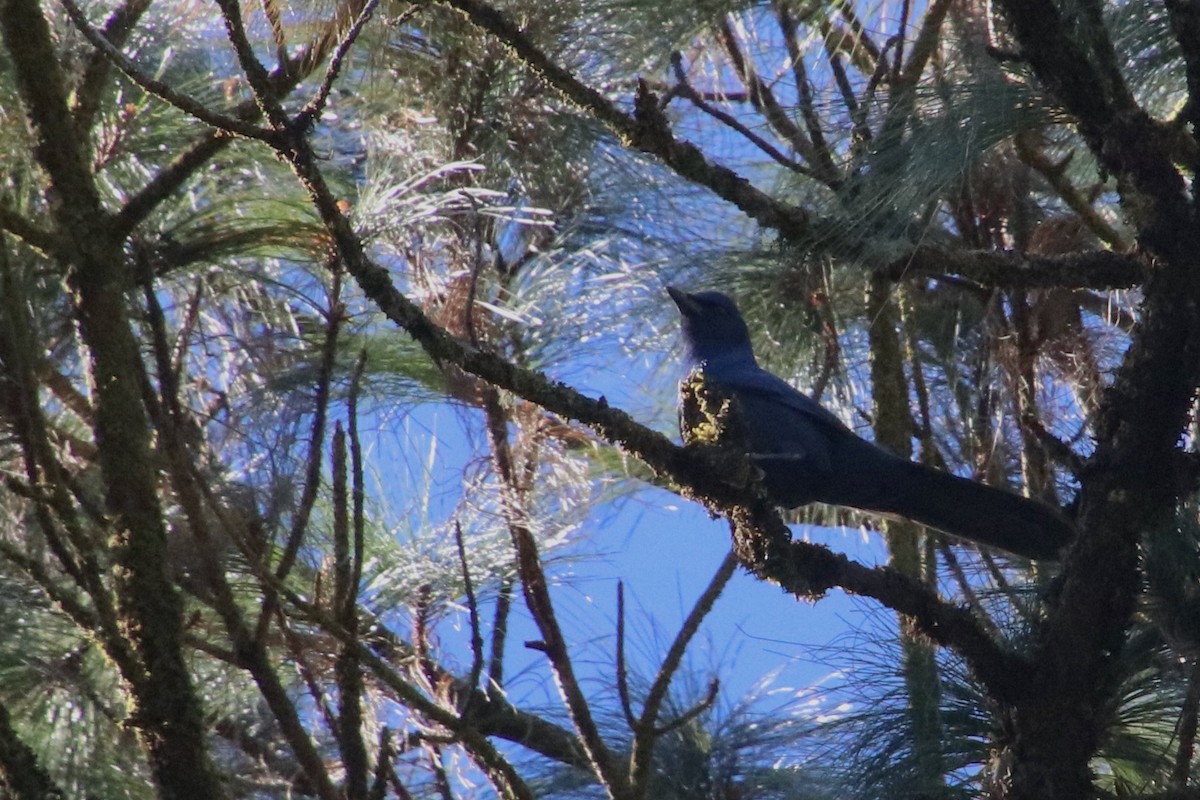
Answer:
[854, 451, 1075, 560]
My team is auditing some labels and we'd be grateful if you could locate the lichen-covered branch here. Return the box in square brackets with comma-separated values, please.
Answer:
[0, 0, 224, 795]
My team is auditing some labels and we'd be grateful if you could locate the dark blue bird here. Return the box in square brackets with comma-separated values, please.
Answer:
[668, 286, 1074, 560]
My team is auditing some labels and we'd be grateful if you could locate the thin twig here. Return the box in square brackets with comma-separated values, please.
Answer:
[277, 606, 343, 737]
[143, 258, 341, 800]
[455, 520, 487, 711]
[368, 727, 394, 800]
[653, 679, 720, 735]
[348, 348, 367, 612]
[296, 0, 393, 129]
[831, 0, 882, 61]
[1013, 132, 1129, 250]
[72, 0, 153, 132]
[773, 1, 838, 182]
[261, 0, 289, 69]
[212, 0, 292, 131]
[898, 0, 952, 89]
[629, 550, 737, 792]
[716, 18, 823, 169]
[825, 47, 872, 158]
[893, 0, 911, 85]
[641, 551, 737, 730]
[427, 744, 455, 800]
[481, 389, 624, 793]
[332, 423, 369, 800]
[487, 578, 513, 694]
[807, 287, 841, 403]
[281, 583, 537, 799]
[112, 29, 342, 240]
[615, 582, 637, 730]
[59, 0, 275, 140]
[255, 258, 343, 640]
[935, 541, 1001, 637]
[669, 53, 815, 177]
[435, 0, 814, 241]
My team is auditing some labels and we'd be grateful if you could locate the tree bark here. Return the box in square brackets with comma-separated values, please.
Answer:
[0, 1, 224, 796]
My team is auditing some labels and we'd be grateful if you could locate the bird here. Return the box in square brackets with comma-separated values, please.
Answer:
[667, 286, 1075, 560]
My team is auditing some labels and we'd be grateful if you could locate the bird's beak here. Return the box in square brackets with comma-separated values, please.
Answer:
[666, 285, 699, 316]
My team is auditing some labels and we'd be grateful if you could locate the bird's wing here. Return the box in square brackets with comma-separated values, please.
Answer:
[709, 364, 850, 433]
[705, 364, 851, 471]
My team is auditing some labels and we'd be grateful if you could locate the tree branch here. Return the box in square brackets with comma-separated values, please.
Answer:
[481, 389, 627, 796]
[669, 53, 814, 178]
[630, 551, 737, 793]
[333, 424, 369, 800]
[0, 204, 59, 255]
[996, 0, 1193, 260]
[60, 0, 275, 140]
[434, 0, 816, 242]
[283, 587, 540, 799]
[0, 0, 224, 793]
[1013, 132, 1130, 250]
[881, 244, 1144, 289]
[194, 2, 1037, 705]
[70, 0, 152, 133]
[715, 17, 835, 185]
[773, 0, 838, 181]
[140, 263, 340, 800]
[992, 5, 1200, 795]
[254, 258, 341, 640]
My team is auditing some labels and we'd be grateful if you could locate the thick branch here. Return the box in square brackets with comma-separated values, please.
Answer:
[726, 500, 1031, 702]
[0, 1, 224, 795]
[881, 244, 1144, 289]
[993, 5, 1200, 796]
[996, 0, 1193, 260]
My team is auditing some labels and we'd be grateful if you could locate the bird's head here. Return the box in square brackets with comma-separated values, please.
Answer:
[666, 286, 757, 368]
